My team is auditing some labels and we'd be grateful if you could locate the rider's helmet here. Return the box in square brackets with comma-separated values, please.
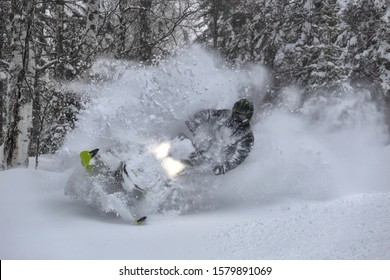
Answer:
[232, 98, 254, 123]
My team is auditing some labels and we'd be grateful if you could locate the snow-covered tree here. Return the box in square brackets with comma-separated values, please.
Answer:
[273, 0, 351, 95]
[99, 0, 199, 62]
[3, 0, 36, 168]
[274, 0, 317, 89]
[195, 0, 232, 50]
[343, 0, 389, 95]
[305, 0, 351, 93]
[198, 0, 287, 67]
[375, 1, 390, 97]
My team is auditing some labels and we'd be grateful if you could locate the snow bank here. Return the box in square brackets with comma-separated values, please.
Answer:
[1, 167, 389, 259]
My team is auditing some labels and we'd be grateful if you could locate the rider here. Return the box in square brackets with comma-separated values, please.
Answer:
[185, 98, 255, 175]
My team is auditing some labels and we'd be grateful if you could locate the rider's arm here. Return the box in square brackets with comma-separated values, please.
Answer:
[223, 131, 254, 173]
[185, 109, 228, 134]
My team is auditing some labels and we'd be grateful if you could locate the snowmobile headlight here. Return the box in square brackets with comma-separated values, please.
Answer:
[152, 142, 171, 159]
[162, 157, 185, 178]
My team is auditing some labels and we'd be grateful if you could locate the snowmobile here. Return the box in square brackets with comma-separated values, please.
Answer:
[65, 134, 199, 225]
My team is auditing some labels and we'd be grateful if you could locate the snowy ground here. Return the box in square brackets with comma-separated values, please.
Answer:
[1, 165, 390, 259]
[1, 47, 390, 259]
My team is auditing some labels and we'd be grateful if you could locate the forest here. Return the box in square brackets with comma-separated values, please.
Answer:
[0, 0, 389, 169]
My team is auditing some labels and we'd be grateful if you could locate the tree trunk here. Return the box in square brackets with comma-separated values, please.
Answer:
[0, 80, 4, 147]
[3, 0, 36, 168]
[117, 0, 127, 58]
[211, 0, 221, 49]
[30, 2, 48, 168]
[55, 0, 66, 79]
[0, 42, 5, 149]
[84, 0, 100, 54]
[139, 0, 152, 62]
[0, 1, 11, 148]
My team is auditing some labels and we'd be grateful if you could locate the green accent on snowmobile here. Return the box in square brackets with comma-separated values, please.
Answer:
[80, 149, 99, 170]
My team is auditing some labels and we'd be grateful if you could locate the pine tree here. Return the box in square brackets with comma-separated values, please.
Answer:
[306, 0, 351, 94]
[375, 2, 390, 97]
[196, 0, 232, 50]
[344, 0, 389, 95]
[274, 0, 316, 89]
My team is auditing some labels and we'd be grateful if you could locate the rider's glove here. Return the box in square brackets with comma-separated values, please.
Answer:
[213, 165, 226, 175]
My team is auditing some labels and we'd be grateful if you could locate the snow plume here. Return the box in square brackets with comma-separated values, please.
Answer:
[218, 88, 390, 208]
[60, 45, 390, 219]
[60, 46, 266, 158]
[60, 46, 267, 217]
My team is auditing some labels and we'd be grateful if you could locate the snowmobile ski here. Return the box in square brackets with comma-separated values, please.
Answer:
[135, 216, 147, 225]
[134, 184, 147, 195]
